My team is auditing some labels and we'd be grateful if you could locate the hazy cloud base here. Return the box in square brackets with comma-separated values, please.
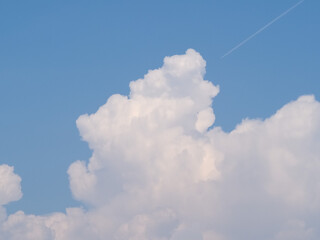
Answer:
[1, 49, 319, 240]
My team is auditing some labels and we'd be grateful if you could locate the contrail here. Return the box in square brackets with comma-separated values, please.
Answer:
[221, 0, 305, 58]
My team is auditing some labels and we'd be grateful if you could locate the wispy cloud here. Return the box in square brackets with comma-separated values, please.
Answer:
[221, 0, 305, 58]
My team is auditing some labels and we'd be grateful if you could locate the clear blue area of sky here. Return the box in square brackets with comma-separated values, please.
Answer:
[1, 0, 319, 215]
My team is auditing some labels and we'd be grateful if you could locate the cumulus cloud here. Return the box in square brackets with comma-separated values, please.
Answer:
[0, 165, 22, 206]
[0, 49, 320, 239]
[0, 164, 22, 224]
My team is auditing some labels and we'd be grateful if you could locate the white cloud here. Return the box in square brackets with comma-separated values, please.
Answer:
[0, 165, 22, 206]
[0, 49, 320, 239]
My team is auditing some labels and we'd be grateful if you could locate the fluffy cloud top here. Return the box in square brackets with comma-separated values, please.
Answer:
[1, 49, 320, 240]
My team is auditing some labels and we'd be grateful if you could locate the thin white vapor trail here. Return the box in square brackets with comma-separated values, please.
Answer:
[221, 0, 305, 58]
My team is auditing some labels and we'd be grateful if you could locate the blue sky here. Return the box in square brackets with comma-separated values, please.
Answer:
[1, 0, 319, 220]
